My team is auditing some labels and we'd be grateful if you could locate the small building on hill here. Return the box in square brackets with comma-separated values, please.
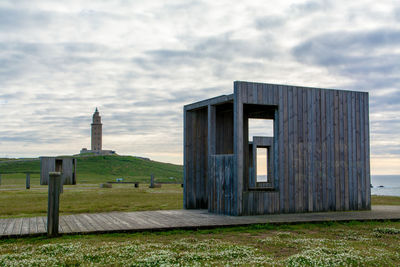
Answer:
[40, 157, 77, 185]
[183, 81, 370, 216]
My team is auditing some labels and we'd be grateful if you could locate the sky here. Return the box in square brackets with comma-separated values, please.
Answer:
[0, 0, 399, 174]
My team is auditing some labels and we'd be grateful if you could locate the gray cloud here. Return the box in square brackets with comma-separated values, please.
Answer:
[255, 16, 285, 29]
[0, 0, 399, 172]
[292, 29, 400, 71]
[292, 29, 400, 100]
[138, 32, 277, 71]
[0, 7, 52, 31]
[289, 1, 331, 14]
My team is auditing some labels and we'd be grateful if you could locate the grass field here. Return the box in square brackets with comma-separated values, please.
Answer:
[0, 155, 183, 184]
[1, 156, 400, 266]
[0, 183, 399, 218]
[0, 221, 399, 266]
[0, 184, 183, 218]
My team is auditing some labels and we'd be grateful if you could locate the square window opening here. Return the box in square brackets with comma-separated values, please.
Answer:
[248, 118, 274, 141]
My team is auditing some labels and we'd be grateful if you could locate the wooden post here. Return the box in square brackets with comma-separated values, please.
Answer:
[26, 173, 30, 189]
[150, 174, 154, 188]
[47, 171, 61, 237]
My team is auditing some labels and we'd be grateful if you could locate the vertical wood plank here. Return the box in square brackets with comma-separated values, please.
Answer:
[234, 81, 244, 215]
[297, 87, 304, 212]
[288, 86, 294, 212]
[293, 87, 299, 212]
[307, 88, 313, 211]
[365, 92, 371, 209]
[356, 93, 362, 209]
[334, 90, 340, 210]
[278, 85, 285, 212]
[208, 104, 216, 211]
[343, 92, 349, 210]
[311, 88, 316, 211]
[256, 83, 262, 104]
[283, 86, 289, 212]
[352, 91, 358, 210]
[360, 92, 366, 208]
[316, 88, 322, 211]
[339, 91, 345, 210]
[303, 87, 309, 211]
[321, 89, 327, 211]
[347, 92, 353, 210]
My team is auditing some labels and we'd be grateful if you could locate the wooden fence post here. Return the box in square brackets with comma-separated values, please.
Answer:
[150, 174, 154, 188]
[26, 173, 30, 189]
[47, 171, 61, 237]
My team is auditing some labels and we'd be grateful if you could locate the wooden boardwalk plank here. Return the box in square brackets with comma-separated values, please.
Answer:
[138, 211, 171, 228]
[0, 207, 400, 238]
[99, 213, 131, 230]
[3, 219, 15, 236]
[119, 212, 150, 228]
[40, 216, 47, 232]
[63, 215, 81, 233]
[109, 212, 142, 229]
[87, 213, 117, 231]
[11, 218, 23, 236]
[69, 214, 92, 232]
[122, 212, 155, 228]
[104, 213, 137, 229]
[29, 217, 38, 234]
[80, 214, 106, 232]
[59, 216, 73, 233]
[20, 218, 30, 235]
[0, 219, 9, 235]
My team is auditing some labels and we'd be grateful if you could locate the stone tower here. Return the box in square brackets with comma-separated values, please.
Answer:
[91, 108, 102, 151]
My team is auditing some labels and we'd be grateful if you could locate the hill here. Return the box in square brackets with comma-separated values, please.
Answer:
[0, 155, 183, 184]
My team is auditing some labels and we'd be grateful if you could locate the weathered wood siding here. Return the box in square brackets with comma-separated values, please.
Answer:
[40, 157, 77, 185]
[184, 81, 370, 216]
[235, 81, 370, 215]
[183, 107, 208, 209]
[243, 191, 280, 215]
[208, 154, 234, 214]
[215, 105, 234, 154]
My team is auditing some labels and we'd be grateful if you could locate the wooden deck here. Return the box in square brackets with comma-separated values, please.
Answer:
[1, 205, 399, 238]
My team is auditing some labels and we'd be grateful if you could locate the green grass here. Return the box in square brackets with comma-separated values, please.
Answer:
[371, 195, 400, 205]
[0, 184, 183, 218]
[1, 156, 400, 265]
[0, 155, 183, 183]
[0, 221, 399, 266]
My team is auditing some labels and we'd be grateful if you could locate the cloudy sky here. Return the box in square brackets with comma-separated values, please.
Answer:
[0, 0, 399, 174]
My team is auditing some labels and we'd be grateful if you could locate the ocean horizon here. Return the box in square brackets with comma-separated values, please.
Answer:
[371, 175, 400, 197]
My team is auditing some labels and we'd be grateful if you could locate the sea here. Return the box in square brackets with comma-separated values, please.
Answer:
[371, 175, 400, 197]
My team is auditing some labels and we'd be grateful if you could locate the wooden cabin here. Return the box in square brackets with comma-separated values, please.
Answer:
[184, 81, 370, 215]
[40, 157, 77, 185]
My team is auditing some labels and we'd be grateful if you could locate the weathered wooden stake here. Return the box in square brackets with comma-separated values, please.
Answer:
[26, 173, 30, 189]
[149, 174, 154, 188]
[47, 171, 61, 237]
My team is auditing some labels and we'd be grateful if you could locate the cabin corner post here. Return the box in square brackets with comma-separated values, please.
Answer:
[233, 81, 244, 215]
[183, 106, 187, 209]
[365, 92, 371, 210]
[207, 104, 216, 211]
